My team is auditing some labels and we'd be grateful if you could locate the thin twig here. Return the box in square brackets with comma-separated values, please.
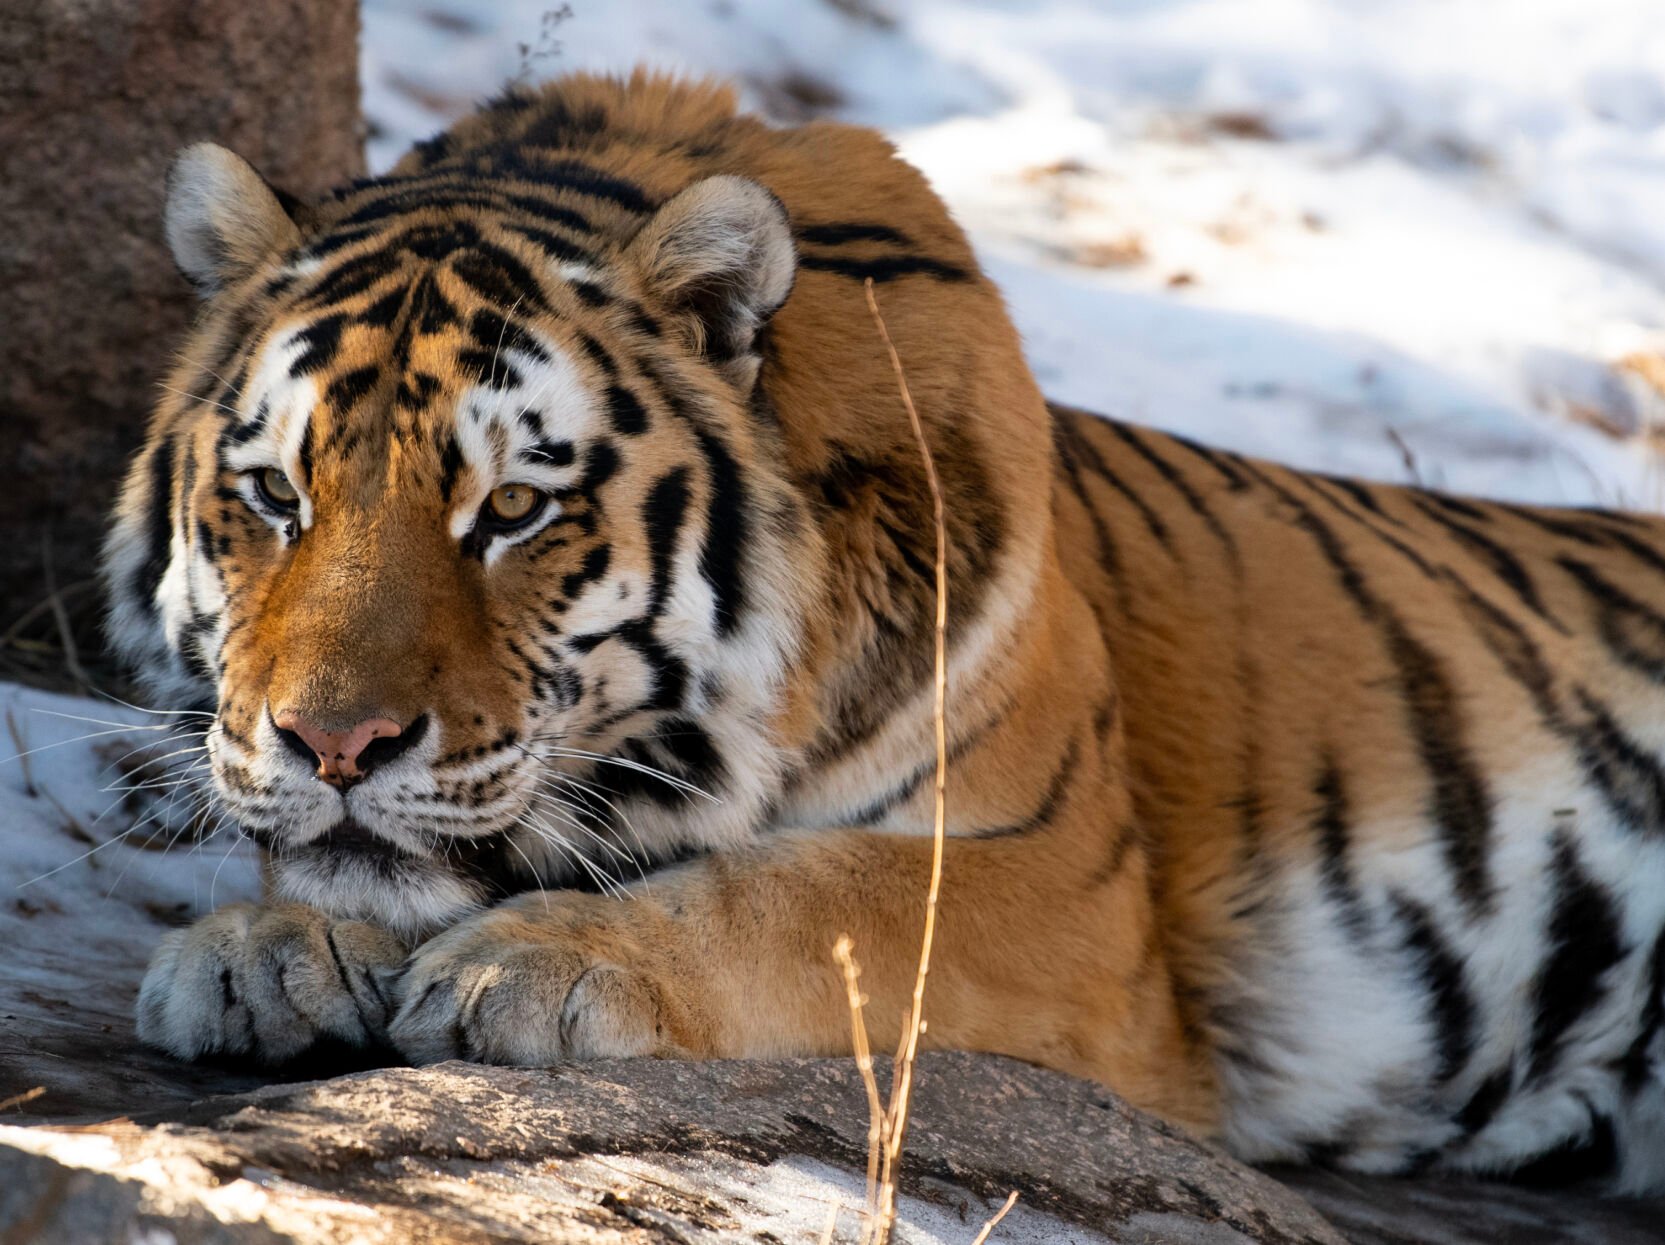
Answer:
[863, 277, 950, 1244]
[970, 1191, 1020, 1245]
[0, 1087, 45, 1113]
[818, 1198, 844, 1245]
[834, 934, 884, 1221]
[41, 538, 91, 693]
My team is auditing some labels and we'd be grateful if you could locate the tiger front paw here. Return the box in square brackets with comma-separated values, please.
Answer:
[135, 903, 408, 1063]
[387, 894, 698, 1065]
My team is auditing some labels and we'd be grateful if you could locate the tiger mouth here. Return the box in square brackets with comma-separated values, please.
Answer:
[318, 819, 406, 858]
[287, 818, 523, 896]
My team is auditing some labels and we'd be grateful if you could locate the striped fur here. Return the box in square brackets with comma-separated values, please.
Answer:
[109, 72, 1665, 1192]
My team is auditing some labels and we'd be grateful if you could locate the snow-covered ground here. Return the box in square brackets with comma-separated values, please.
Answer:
[7, 0, 1665, 1107]
[365, 0, 1665, 506]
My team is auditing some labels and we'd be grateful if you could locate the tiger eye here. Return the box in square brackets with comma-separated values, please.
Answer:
[258, 467, 299, 507]
[486, 483, 541, 525]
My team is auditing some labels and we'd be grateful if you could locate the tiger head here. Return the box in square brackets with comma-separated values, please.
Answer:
[103, 121, 813, 939]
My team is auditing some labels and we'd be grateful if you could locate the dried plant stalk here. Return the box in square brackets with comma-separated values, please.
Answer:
[867, 277, 952, 1244]
[970, 1191, 1021, 1245]
[834, 933, 885, 1218]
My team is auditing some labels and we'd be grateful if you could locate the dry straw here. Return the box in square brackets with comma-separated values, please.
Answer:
[833, 280, 1017, 1245]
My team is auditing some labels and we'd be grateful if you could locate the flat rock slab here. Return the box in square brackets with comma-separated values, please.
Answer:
[2, 1054, 1351, 1244]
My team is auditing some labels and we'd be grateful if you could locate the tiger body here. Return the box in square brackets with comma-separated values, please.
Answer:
[107, 72, 1665, 1190]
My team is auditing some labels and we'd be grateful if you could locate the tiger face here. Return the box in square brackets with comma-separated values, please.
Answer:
[105, 144, 810, 939]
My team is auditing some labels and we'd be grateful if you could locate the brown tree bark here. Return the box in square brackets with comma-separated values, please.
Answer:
[0, 0, 363, 634]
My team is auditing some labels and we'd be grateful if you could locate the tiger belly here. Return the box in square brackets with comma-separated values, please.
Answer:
[1214, 760, 1665, 1190]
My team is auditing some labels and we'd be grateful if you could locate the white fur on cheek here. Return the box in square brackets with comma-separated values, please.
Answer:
[447, 340, 596, 549]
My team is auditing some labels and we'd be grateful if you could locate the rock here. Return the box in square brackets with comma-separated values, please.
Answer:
[2, 1055, 1350, 1244]
[0, 0, 363, 627]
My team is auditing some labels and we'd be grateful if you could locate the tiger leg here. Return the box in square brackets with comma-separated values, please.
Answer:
[387, 824, 1217, 1131]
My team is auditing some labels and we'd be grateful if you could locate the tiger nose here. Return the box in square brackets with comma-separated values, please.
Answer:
[270, 711, 417, 789]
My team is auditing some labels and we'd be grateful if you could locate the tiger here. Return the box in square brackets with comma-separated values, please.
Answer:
[107, 70, 1665, 1192]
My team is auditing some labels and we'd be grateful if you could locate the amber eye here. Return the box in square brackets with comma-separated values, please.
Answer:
[483, 483, 544, 529]
[253, 467, 300, 511]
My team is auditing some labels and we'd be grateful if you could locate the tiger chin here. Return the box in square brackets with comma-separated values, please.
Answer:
[108, 69, 1665, 1193]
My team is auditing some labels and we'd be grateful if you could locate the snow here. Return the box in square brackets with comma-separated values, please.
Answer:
[364, 0, 1665, 506]
[0, 684, 258, 1039]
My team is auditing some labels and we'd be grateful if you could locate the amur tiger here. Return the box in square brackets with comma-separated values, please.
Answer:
[107, 70, 1665, 1192]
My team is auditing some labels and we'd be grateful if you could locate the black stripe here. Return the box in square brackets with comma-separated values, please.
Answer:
[605, 384, 649, 436]
[1389, 892, 1475, 1083]
[438, 435, 465, 503]
[358, 287, 408, 328]
[796, 222, 911, 246]
[798, 253, 970, 284]
[1060, 419, 1175, 553]
[1448, 577, 1665, 837]
[455, 350, 523, 391]
[522, 157, 656, 213]
[1558, 556, 1665, 682]
[300, 224, 385, 260]
[134, 437, 177, 610]
[642, 468, 691, 614]
[841, 699, 1015, 827]
[1506, 506, 1621, 550]
[972, 735, 1080, 838]
[1424, 491, 1490, 522]
[1407, 494, 1559, 626]
[324, 365, 381, 412]
[290, 315, 348, 377]
[1299, 475, 1438, 579]
[692, 426, 747, 637]
[575, 332, 618, 378]
[1160, 430, 1253, 492]
[193, 519, 217, 566]
[560, 544, 611, 600]
[1242, 462, 1496, 915]
[1569, 687, 1665, 835]
[298, 250, 402, 307]
[395, 372, 443, 414]
[1053, 419, 1129, 615]
[337, 187, 597, 235]
[1528, 831, 1627, 1083]
[571, 280, 611, 307]
[297, 417, 316, 488]
[1104, 421, 1239, 561]
[1325, 475, 1393, 520]
[523, 436, 574, 467]
[1314, 753, 1368, 938]
[470, 310, 551, 364]
[504, 222, 597, 266]
[653, 718, 727, 793]
[449, 242, 551, 314]
[1455, 1068, 1512, 1137]
[412, 271, 461, 333]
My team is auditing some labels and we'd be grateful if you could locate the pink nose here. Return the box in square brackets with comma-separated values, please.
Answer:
[272, 711, 408, 788]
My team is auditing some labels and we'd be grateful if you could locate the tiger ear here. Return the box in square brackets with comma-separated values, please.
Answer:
[626, 175, 795, 386]
[164, 143, 303, 296]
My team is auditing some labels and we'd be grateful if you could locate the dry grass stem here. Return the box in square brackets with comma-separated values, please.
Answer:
[0, 1087, 45, 1113]
[970, 1191, 1021, 1245]
[818, 1198, 844, 1245]
[839, 276, 948, 1245]
[41, 538, 91, 693]
[834, 933, 885, 1218]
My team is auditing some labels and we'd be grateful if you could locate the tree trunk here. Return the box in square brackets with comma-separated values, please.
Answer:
[0, 0, 363, 635]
